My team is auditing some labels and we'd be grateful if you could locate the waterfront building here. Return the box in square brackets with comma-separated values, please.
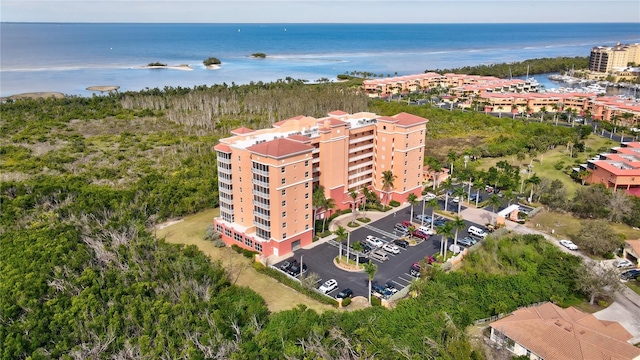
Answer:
[589, 43, 640, 73]
[580, 142, 640, 197]
[214, 111, 427, 257]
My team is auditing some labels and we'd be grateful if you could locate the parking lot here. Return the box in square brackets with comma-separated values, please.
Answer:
[274, 198, 488, 300]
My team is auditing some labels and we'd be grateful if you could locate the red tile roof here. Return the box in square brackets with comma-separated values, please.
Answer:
[317, 117, 347, 128]
[490, 302, 640, 360]
[230, 127, 255, 135]
[328, 110, 348, 116]
[393, 112, 429, 126]
[287, 134, 311, 143]
[273, 115, 305, 127]
[214, 143, 232, 153]
[246, 138, 313, 159]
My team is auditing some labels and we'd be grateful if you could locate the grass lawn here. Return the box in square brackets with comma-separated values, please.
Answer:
[626, 280, 640, 296]
[530, 209, 640, 242]
[477, 134, 617, 197]
[156, 208, 334, 313]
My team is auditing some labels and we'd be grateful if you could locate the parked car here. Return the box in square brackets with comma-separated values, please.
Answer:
[559, 239, 578, 250]
[468, 225, 488, 239]
[401, 220, 413, 228]
[425, 255, 440, 265]
[433, 219, 448, 227]
[349, 253, 370, 263]
[469, 193, 483, 202]
[410, 262, 421, 277]
[424, 192, 437, 201]
[418, 226, 436, 235]
[365, 235, 384, 248]
[382, 243, 400, 254]
[287, 263, 307, 276]
[385, 282, 398, 294]
[372, 282, 393, 298]
[319, 279, 338, 293]
[452, 195, 460, 203]
[621, 269, 640, 281]
[458, 236, 478, 247]
[615, 259, 634, 268]
[393, 239, 409, 248]
[412, 230, 429, 240]
[394, 223, 410, 234]
[415, 214, 432, 223]
[280, 259, 297, 271]
[336, 288, 353, 299]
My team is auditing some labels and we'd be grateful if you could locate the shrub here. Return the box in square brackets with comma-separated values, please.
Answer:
[147, 62, 167, 67]
[251, 53, 266, 58]
[203, 224, 221, 241]
[389, 200, 401, 207]
[554, 161, 565, 170]
[231, 244, 259, 259]
[371, 296, 382, 306]
[337, 74, 349, 80]
[212, 239, 226, 248]
[203, 57, 221, 66]
[357, 217, 371, 223]
[341, 297, 352, 307]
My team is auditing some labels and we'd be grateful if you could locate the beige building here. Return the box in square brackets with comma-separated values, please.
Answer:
[589, 43, 640, 73]
[214, 111, 427, 257]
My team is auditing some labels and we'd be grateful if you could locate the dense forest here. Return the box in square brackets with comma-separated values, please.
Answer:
[426, 56, 590, 77]
[1, 81, 596, 358]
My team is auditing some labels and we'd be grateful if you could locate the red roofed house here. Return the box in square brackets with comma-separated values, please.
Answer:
[581, 142, 640, 197]
[622, 239, 640, 266]
[490, 302, 640, 360]
[214, 111, 427, 257]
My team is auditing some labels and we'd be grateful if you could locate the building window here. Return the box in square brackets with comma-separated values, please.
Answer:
[234, 233, 243, 242]
[305, 204, 309, 209]
[281, 178, 286, 185]
[305, 160, 309, 166]
[405, 161, 407, 166]
[404, 170, 407, 175]
[305, 224, 309, 230]
[282, 189, 286, 196]
[305, 193, 309, 199]
[282, 211, 286, 218]
[282, 233, 287, 239]
[406, 134, 409, 139]
[305, 171, 309, 177]
[281, 167, 285, 173]
[305, 214, 309, 219]
[254, 242, 262, 252]
[245, 238, 253, 247]
[216, 224, 222, 232]
[282, 222, 287, 228]
[282, 200, 286, 207]
[305, 182, 309, 188]
[225, 229, 232, 237]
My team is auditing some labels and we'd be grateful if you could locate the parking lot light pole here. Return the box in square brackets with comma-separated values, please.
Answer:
[421, 196, 426, 226]
[300, 255, 304, 277]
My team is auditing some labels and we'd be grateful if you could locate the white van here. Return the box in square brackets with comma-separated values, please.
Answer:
[370, 250, 389, 262]
[418, 226, 435, 235]
[468, 226, 488, 239]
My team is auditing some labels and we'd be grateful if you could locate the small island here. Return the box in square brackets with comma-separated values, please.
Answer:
[251, 53, 267, 58]
[148, 62, 167, 67]
[203, 57, 222, 70]
[141, 62, 193, 71]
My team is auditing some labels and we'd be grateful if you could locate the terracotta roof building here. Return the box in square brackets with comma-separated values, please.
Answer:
[214, 111, 427, 257]
[489, 302, 640, 360]
[623, 239, 640, 266]
[580, 141, 640, 197]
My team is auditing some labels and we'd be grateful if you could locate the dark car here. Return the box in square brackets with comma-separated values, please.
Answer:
[349, 253, 370, 264]
[280, 259, 298, 271]
[287, 263, 307, 277]
[372, 282, 392, 298]
[433, 219, 448, 227]
[393, 239, 409, 248]
[336, 288, 354, 299]
[469, 193, 483, 202]
[412, 230, 429, 240]
[385, 282, 398, 294]
[621, 269, 640, 281]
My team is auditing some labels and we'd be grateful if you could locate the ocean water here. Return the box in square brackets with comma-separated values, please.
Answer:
[1, 23, 639, 97]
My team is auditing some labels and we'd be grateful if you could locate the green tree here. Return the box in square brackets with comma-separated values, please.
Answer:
[447, 151, 458, 176]
[407, 193, 419, 222]
[312, 186, 327, 234]
[453, 187, 467, 213]
[450, 216, 466, 248]
[334, 225, 348, 260]
[572, 219, 623, 257]
[363, 261, 378, 305]
[349, 190, 359, 225]
[575, 261, 622, 305]
[381, 170, 397, 206]
[426, 197, 440, 229]
[322, 197, 336, 232]
[437, 222, 455, 259]
[525, 174, 541, 203]
[487, 194, 502, 224]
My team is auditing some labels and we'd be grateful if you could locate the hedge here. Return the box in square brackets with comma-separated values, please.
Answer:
[254, 263, 339, 307]
[389, 200, 401, 207]
[341, 297, 352, 307]
[231, 244, 259, 258]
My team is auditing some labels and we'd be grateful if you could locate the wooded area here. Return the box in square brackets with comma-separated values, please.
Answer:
[0, 81, 610, 358]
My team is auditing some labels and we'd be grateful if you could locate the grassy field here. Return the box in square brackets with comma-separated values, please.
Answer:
[156, 208, 334, 313]
[530, 209, 640, 241]
[477, 134, 617, 197]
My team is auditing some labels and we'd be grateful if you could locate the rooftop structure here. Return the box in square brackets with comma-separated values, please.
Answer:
[214, 111, 427, 257]
[489, 302, 640, 360]
[581, 142, 640, 197]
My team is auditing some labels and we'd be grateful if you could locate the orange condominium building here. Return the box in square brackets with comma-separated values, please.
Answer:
[213, 111, 428, 257]
[583, 142, 640, 197]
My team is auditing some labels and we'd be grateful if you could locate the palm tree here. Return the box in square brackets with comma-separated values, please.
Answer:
[312, 186, 327, 234]
[436, 222, 454, 259]
[497, 105, 504, 118]
[540, 106, 548, 122]
[577, 170, 590, 185]
[453, 187, 466, 214]
[426, 197, 439, 229]
[447, 151, 457, 176]
[442, 178, 453, 212]
[487, 194, 502, 224]
[334, 226, 348, 260]
[363, 261, 378, 305]
[526, 175, 541, 203]
[349, 190, 358, 225]
[450, 216, 466, 248]
[322, 197, 336, 232]
[360, 187, 371, 217]
[407, 193, 418, 222]
[352, 242, 363, 266]
[511, 104, 518, 119]
[381, 170, 397, 206]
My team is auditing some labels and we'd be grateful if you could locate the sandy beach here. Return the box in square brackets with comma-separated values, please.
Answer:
[2, 92, 65, 100]
[205, 64, 221, 70]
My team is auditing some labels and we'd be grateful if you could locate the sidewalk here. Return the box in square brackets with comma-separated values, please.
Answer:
[328, 203, 411, 232]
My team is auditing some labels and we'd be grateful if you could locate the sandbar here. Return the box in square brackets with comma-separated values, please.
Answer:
[140, 64, 193, 71]
[86, 85, 120, 92]
[206, 64, 221, 70]
[3, 92, 65, 100]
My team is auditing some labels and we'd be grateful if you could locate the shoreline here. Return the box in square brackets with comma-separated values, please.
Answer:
[140, 64, 193, 71]
[205, 64, 221, 70]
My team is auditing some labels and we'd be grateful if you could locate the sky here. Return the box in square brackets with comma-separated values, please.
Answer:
[1, 0, 640, 23]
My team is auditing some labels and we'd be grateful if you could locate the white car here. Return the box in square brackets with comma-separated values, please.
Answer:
[615, 259, 634, 268]
[382, 243, 400, 254]
[319, 279, 338, 293]
[365, 235, 384, 248]
[424, 192, 437, 201]
[559, 240, 578, 251]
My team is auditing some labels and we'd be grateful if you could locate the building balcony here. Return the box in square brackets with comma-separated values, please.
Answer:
[254, 222, 271, 231]
[252, 168, 269, 177]
[218, 187, 233, 195]
[253, 200, 270, 208]
[349, 177, 373, 188]
[348, 162, 373, 172]
[252, 179, 270, 188]
[217, 156, 232, 164]
[349, 143, 374, 154]
[253, 211, 271, 221]
[252, 189, 270, 197]
[217, 166, 232, 175]
[348, 169, 373, 181]
[349, 134, 374, 144]
[349, 153, 374, 162]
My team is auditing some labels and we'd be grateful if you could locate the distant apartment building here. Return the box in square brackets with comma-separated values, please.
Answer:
[214, 111, 427, 257]
[589, 43, 640, 73]
[580, 142, 640, 197]
[362, 73, 538, 97]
